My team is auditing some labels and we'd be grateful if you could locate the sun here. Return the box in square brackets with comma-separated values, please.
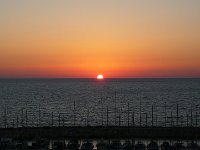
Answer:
[97, 74, 104, 80]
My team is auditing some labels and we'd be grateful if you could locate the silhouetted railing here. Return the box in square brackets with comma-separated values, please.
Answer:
[1, 102, 200, 128]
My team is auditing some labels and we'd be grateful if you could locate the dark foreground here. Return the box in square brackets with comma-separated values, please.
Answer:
[1, 127, 200, 149]
[0, 126, 200, 139]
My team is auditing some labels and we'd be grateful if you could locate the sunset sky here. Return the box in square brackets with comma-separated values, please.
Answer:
[0, 0, 200, 78]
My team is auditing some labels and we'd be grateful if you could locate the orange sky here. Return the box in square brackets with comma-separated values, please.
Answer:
[0, 0, 200, 78]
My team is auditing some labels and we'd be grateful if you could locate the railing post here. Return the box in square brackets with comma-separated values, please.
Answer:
[25, 110, 28, 127]
[21, 108, 24, 127]
[87, 109, 89, 126]
[38, 105, 41, 127]
[155, 107, 157, 126]
[132, 112, 135, 127]
[171, 112, 173, 126]
[196, 112, 198, 127]
[128, 102, 130, 127]
[106, 106, 109, 126]
[101, 97, 103, 126]
[63, 114, 64, 127]
[73, 101, 76, 126]
[51, 112, 54, 127]
[165, 102, 167, 127]
[12, 119, 14, 128]
[4, 108, 7, 128]
[176, 104, 179, 126]
[180, 116, 183, 127]
[17, 115, 19, 128]
[152, 106, 154, 127]
[139, 98, 141, 127]
[58, 113, 60, 127]
[145, 113, 147, 126]
[119, 109, 121, 127]
[191, 105, 193, 127]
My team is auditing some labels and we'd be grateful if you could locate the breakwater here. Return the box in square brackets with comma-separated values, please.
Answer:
[0, 127, 200, 139]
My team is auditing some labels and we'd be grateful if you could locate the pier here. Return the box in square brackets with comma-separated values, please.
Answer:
[1, 126, 200, 139]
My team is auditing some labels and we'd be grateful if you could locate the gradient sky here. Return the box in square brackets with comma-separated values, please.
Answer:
[0, 0, 200, 78]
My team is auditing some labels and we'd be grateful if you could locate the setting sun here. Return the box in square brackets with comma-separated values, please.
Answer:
[97, 74, 104, 80]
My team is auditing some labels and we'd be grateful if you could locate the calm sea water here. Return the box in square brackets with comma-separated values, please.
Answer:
[0, 78, 200, 127]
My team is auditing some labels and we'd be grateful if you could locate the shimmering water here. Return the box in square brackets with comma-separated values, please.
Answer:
[0, 78, 200, 127]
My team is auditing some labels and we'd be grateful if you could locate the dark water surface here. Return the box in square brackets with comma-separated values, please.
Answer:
[0, 78, 200, 127]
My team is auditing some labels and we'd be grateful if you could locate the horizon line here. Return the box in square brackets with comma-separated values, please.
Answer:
[0, 77, 200, 79]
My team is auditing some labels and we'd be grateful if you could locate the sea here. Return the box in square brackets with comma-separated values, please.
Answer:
[0, 78, 200, 127]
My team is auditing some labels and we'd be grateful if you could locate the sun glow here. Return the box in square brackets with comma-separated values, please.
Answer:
[97, 74, 104, 80]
